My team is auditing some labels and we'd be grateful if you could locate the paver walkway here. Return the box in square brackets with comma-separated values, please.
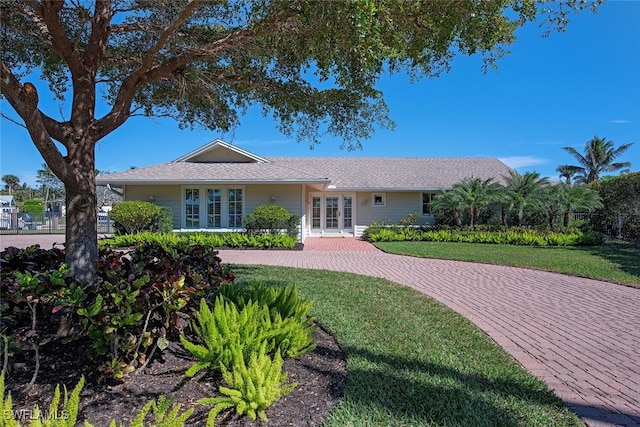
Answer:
[2, 235, 639, 426]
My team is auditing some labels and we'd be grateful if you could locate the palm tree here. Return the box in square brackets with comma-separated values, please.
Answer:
[502, 170, 549, 227]
[556, 165, 582, 184]
[450, 177, 499, 228]
[560, 184, 602, 227]
[430, 189, 465, 226]
[1, 174, 20, 195]
[562, 136, 633, 183]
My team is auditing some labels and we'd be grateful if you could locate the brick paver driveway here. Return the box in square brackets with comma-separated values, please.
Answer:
[2, 235, 638, 426]
[219, 238, 640, 427]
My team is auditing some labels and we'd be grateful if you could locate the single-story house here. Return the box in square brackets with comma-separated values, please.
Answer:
[97, 139, 512, 241]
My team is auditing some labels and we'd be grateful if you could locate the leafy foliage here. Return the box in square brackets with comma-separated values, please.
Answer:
[109, 201, 164, 235]
[100, 232, 298, 250]
[20, 199, 45, 217]
[363, 226, 603, 246]
[590, 172, 640, 241]
[0, 243, 234, 380]
[181, 287, 315, 378]
[198, 343, 295, 426]
[244, 205, 292, 236]
[182, 283, 315, 424]
[561, 136, 633, 183]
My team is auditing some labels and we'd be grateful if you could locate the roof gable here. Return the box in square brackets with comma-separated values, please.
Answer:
[173, 139, 269, 163]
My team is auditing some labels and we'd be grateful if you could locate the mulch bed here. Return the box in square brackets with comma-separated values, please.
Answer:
[5, 327, 346, 426]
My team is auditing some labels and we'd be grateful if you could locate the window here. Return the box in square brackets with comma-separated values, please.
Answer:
[183, 186, 244, 228]
[372, 193, 386, 207]
[185, 188, 200, 228]
[228, 188, 243, 228]
[207, 189, 221, 228]
[312, 197, 321, 228]
[422, 192, 436, 215]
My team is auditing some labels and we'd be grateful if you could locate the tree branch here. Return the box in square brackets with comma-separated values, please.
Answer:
[40, 0, 83, 76]
[95, 9, 294, 140]
[82, 0, 111, 74]
[1, 61, 75, 185]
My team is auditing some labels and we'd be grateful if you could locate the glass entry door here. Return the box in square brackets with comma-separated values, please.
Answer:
[310, 193, 354, 234]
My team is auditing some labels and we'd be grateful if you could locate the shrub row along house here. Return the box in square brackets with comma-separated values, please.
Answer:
[97, 139, 513, 241]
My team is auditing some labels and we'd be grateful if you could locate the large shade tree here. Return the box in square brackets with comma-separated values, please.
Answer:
[0, 0, 599, 282]
[560, 136, 634, 184]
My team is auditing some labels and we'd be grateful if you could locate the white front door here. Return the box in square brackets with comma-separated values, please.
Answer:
[310, 193, 354, 234]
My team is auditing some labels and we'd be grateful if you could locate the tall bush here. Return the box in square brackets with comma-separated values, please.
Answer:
[110, 200, 161, 235]
[590, 172, 640, 240]
[245, 204, 291, 235]
[21, 199, 45, 217]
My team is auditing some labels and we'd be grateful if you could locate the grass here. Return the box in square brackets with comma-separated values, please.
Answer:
[231, 265, 584, 427]
[374, 240, 640, 288]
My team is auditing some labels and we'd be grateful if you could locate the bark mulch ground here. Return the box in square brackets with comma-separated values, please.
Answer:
[5, 327, 346, 426]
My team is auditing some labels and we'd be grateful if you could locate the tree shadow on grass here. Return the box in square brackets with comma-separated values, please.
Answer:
[576, 241, 640, 282]
[336, 345, 577, 427]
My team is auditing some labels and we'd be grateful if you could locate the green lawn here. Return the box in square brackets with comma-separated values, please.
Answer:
[231, 265, 583, 426]
[374, 241, 640, 288]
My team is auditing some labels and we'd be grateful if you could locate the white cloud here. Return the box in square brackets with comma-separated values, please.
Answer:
[608, 119, 632, 124]
[498, 156, 548, 169]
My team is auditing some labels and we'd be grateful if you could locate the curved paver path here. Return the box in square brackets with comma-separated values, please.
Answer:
[2, 235, 639, 426]
[219, 238, 640, 427]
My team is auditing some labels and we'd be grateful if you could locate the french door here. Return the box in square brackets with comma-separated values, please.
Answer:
[310, 193, 354, 234]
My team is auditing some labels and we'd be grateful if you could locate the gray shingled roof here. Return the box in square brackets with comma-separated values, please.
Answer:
[97, 156, 512, 190]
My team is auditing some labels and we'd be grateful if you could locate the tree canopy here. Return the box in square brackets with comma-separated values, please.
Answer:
[0, 0, 600, 282]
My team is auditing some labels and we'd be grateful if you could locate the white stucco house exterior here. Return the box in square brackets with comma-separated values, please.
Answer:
[97, 139, 512, 242]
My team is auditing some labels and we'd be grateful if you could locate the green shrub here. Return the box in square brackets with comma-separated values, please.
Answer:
[198, 342, 295, 426]
[285, 214, 301, 238]
[249, 204, 291, 234]
[362, 226, 601, 246]
[0, 243, 233, 380]
[100, 232, 298, 250]
[180, 297, 271, 377]
[219, 282, 316, 357]
[150, 206, 174, 233]
[181, 288, 315, 377]
[590, 172, 640, 241]
[21, 199, 45, 217]
[110, 201, 161, 235]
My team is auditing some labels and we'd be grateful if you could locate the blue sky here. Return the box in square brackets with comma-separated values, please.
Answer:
[1, 1, 638, 187]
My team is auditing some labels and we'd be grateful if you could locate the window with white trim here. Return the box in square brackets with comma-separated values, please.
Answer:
[185, 188, 200, 228]
[372, 193, 386, 207]
[422, 192, 436, 215]
[228, 188, 243, 228]
[183, 186, 244, 228]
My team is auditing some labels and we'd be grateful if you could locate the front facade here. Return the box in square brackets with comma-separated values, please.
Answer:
[97, 139, 512, 241]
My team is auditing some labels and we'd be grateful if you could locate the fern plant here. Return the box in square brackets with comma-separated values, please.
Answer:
[219, 283, 316, 358]
[198, 342, 295, 426]
[27, 376, 84, 427]
[85, 395, 193, 427]
[180, 298, 274, 377]
[1, 372, 21, 427]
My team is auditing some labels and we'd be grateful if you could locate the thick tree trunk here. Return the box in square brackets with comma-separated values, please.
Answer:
[64, 142, 98, 285]
[65, 184, 98, 284]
